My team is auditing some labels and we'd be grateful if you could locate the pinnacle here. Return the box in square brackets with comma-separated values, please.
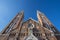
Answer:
[18, 10, 24, 15]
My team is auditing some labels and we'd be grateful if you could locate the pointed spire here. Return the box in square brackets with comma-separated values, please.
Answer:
[18, 10, 24, 15]
[37, 10, 42, 14]
[1, 11, 24, 34]
[37, 10, 43, 26]
[37, 10, 41, 17]
[37, 10, 44, 17]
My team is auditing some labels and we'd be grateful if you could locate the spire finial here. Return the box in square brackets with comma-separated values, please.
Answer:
[18, 10, 24, 15]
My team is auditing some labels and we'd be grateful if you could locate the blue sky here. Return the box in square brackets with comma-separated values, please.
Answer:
[0, 0, 60, 32]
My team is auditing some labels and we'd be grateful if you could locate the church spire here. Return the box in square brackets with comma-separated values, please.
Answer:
[1, 11, 24, 34]
[37, 10, 43, 26]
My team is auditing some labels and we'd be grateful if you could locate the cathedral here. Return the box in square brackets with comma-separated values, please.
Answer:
[0, 11, 60, 40]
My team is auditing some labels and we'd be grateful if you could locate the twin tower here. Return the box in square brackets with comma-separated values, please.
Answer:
[0, 11, 60, 40]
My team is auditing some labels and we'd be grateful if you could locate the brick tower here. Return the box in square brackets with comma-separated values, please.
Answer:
[0, 11, 60, 40]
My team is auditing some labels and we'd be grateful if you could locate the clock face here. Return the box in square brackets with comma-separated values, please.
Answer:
[28, 23, 34, 29]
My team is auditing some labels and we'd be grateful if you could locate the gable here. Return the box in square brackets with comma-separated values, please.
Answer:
[21, 18, 40, 29]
